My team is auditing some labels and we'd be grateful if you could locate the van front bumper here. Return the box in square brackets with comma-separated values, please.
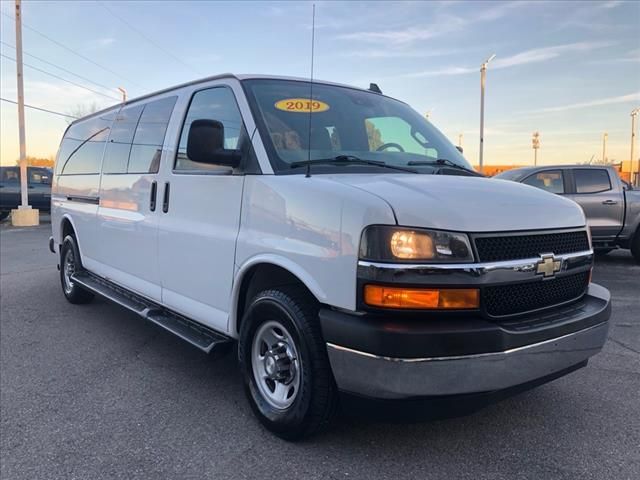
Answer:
[320, 283, 610, 399]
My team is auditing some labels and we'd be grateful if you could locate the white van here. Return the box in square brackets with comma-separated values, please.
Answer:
[50, 74, 610, 439]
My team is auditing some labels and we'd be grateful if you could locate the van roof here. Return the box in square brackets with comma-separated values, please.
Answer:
[68, 74, 379, 126]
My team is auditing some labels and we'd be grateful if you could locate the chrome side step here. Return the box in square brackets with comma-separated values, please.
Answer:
[71, 272, 232, 353]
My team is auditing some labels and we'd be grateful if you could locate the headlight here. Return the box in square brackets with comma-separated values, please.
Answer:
[359, 225, 474, 263]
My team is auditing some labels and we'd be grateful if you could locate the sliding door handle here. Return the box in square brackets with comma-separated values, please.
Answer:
[162, 182, 170, 213]
[149, 181, 157, 211]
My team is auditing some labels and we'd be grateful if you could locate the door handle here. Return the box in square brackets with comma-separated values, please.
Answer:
[601, 200, 618, 205]
[162, 182, 170, 213]
[149, 181, 157, 212]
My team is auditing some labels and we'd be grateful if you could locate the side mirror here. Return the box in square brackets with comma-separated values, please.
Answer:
[456, 146, 464, 154]
[186, 119, 240, 167]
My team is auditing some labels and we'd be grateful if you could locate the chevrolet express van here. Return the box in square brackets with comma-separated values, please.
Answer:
[50, 74, 611, 439]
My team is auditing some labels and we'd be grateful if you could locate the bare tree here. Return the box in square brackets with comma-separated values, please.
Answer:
[65, 102, 100, 123]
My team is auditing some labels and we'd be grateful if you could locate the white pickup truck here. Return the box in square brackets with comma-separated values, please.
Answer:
[50, 75, 611, 439]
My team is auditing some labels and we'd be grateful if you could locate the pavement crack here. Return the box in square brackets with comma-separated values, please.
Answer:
[608, 337, 640, 355]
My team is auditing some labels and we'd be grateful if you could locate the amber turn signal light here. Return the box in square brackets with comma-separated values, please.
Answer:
[364, 285, 480, 310]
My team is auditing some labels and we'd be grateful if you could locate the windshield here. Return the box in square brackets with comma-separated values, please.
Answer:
[242, 79, 474, 174]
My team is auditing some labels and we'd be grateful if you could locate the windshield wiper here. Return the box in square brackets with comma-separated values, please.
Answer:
[407, 158, 481, 176]
[290, 155, 417, 173]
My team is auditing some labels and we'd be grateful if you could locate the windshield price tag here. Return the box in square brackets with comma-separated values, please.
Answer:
[274, 98, 330, 113]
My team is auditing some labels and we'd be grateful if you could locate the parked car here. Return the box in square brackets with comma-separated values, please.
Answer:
[50, 74, 610, 439]
[0, 166, 52, 221]
[495, 165, 640, 262]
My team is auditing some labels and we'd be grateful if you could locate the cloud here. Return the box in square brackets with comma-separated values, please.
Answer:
[491, 41, 613, 68]
[531, 92, 640, 113]
[337, 1, 522, 45]
[339, 47, 464, 59]
[97, 37, 115, 47]
[396, 41, 614, 78]
[599, 0, 623, 8]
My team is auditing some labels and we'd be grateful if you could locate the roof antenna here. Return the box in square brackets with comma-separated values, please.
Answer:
[305, 4, 316, 178]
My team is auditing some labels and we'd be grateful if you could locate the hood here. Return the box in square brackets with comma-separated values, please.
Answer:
[328, 174, 585, 232]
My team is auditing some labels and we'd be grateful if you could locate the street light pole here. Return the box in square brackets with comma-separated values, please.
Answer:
[11, 0, 38, 226]
[632, 108, 639, 186]
[458, 133, 463, 150]
[118, 87, 127, 103]
[532, 131, 540, 166]
[602, 132, 608, 164]
[15, 0, 27, 210]
[479, 54, 496, 174]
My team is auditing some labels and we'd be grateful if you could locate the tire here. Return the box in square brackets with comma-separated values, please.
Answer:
[0, 211, 9, 222]
[238, 286, 338, 440]
[631, 231, 640, 264]
[60, 235, 94, 304]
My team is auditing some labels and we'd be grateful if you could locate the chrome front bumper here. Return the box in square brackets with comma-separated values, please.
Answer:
[326, 308, 609, 400]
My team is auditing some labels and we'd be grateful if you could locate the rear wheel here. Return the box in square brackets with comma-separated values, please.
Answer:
[60, 235, 94, 304]
[0, 211, 9, 222]
[238, 286, 338, 440]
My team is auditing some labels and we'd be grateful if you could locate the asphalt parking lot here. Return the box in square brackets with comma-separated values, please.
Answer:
[1, 220, 638, 480]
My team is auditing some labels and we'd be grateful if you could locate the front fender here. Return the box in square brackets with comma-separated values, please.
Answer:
[229, 254, 328, 335]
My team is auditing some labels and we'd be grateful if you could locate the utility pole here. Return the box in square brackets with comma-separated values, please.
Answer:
[11, 0, 38, 227]
[532, 131, 540, 166]
[118, 87, 127, 103]
[602, 132, 608, 164]
[632, 108, 639, 186]
[479, 54, 496, 174]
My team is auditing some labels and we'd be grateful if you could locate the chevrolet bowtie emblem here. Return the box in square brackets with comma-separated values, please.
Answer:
[536, 254, 562, 278]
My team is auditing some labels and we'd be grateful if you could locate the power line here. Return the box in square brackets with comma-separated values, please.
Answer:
[0, 40, 119, 94]
[0, 10, 145, 89]
[1, 97, 77, 119]
[1, 52, 121, 101]
[99, 2, 202, 76]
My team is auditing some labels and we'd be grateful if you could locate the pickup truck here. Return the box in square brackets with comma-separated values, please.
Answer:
[496, 165, 640, 262]
[0, 166, 52, 221]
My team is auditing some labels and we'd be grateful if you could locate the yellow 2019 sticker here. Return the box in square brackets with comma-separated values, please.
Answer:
[274, 98, 330, 113]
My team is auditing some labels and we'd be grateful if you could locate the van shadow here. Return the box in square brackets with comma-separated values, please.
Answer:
[88, 296, 587, 457]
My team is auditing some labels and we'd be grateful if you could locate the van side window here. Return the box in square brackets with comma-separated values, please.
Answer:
[175, 87, 246, 172]
[574, 169, 611, 194]
[57, 112, 114, 175]
[523, 170, 565, 194]
[128, 96, 177, 174]
[102, 105, 143, 174]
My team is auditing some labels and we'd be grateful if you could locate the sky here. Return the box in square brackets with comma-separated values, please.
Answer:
[1, 0, 639, 167]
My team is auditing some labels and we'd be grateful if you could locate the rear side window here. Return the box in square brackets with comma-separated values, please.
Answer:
[102, 105, 143, 174]
[103, 97, 177, 174]
[1, 167, 19, 182]
[523, 170, 565, 194]
[29, 169, 52, 184]
[574, 169, 611, 194]
[57, 111, 114, 175]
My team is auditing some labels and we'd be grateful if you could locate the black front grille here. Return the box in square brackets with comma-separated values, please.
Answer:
[475, 231, 589, 262]
[483, 271, 590, 317]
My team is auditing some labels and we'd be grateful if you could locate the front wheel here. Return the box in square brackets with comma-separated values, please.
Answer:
[60, 235, 94, 304]
[238, 286, 337, 440]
